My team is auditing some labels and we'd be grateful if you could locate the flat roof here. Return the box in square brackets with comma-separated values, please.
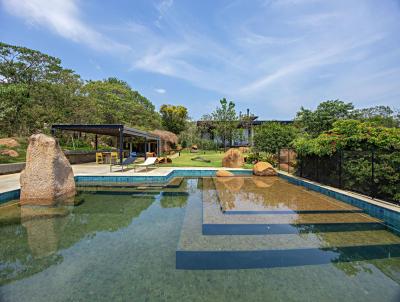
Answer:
[51, 124, 160, 141]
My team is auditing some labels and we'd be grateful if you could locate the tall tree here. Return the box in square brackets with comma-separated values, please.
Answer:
[159, 104, 188, 134]
[295, 100, 354, 137]
[211, 98, 239, 150]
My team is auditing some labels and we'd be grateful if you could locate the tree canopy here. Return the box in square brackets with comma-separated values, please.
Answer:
[0, 42, 160, 136]
[253, 122, 299, 154]
[294, 100, 355, 137]
[159, 104, 188, 134]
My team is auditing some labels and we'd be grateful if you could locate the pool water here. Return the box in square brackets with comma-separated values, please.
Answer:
[1, 177, 400, 301]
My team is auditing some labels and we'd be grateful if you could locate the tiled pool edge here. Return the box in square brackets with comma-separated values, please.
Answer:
[0, 169, 253, 204]
[0, 188, 20, 204]
[278, 171, 400, 232]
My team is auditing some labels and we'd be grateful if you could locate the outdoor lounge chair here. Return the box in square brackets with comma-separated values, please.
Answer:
[110, 152, 137, 172]
[134, 157, 158, 172]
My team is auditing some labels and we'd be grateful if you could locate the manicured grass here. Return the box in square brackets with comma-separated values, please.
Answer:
[0, 138, 28, 164]
[161, 150, 253, 169]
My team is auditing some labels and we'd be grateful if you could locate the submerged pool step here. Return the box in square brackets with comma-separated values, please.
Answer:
[202, 222, 386, 235]
[176, 192, 400, 270]
[177, 244, 400, 270]
[223, 209, 365, 214]
[166, 177, 184, 188]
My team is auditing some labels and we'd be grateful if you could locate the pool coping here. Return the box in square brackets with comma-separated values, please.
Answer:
[0, 168, 253, 204]
[1, 168, 399, 217]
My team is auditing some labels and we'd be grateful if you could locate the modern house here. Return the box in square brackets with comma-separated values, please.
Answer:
[197, 109, 293, 147]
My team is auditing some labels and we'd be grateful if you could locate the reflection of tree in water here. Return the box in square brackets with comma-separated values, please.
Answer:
[331, 246, 400, 285]
[202, 178, 219, 206]
[160, 193, 189, 208]
[159, 179, 190, 208]
[0, 191, 155, 285]
[214, 176, 305, 211]
[293, 221, 400, 284]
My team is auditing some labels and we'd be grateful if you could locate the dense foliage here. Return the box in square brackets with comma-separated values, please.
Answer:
[253, 122, 299, 153]
[293, 120, 400, 156]
[159, 104, 188, 134]
[0, 42, 160, 136]
[293, 120, 400, 202]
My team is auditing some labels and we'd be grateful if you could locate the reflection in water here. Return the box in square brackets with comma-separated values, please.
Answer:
[21, 206, 70, 258]
[214, 176, 360, 213]
[0, 189, 156, 286]
[1, 178, 400, 302]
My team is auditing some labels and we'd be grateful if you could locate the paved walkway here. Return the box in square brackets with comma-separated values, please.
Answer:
[0, 163, 246, 194]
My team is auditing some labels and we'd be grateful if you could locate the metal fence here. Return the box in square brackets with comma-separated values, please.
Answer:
[279, 148, 400, 204]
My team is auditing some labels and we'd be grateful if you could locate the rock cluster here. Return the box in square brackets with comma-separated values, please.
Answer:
[0, 149, 19, 157]
[0, 138, 20, 148]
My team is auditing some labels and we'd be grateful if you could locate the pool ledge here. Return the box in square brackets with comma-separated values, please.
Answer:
[0, 167, 253, 204]
[278, 171, 400, 231]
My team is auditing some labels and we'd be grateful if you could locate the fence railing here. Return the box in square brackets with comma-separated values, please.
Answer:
[278, 148, 400, 204]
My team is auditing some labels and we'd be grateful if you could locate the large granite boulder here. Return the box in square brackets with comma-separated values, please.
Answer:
[20, 134, 76, 205]
[222, 148, 244, 168]
[216, 170, 234, 177]
[253, 161, 277, 176]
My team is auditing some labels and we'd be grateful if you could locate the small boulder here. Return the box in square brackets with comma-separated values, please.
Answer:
[0, 149, 19, 157]
[253, 161, 277, 176]
[216, 170, 234, 177]
[0, 138, 20, 148]
[20, 134, 76, 206]
[222, 148, 244, 168]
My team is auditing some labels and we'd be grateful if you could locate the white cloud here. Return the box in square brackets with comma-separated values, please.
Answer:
[155, 88, 166, 94]
[2, 0, 129, 53]
[3, 0, 400, 118]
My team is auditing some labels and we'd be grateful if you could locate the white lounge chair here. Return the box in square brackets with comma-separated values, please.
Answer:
[134, 157, 158, 172]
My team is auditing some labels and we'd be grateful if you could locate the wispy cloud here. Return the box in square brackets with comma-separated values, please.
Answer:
[155, 88, 166, 94]
[2, 0, 130, 53]
[3, 0, 400, 118]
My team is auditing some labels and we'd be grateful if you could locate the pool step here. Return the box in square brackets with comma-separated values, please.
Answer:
[166, 177, 184, 188]
[176, 191, 400, 270]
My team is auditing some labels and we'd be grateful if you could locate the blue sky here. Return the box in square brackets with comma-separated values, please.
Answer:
[1, 0, 400, 120]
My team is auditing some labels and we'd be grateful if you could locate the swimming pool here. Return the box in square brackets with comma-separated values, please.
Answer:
[1, 177, 400, 301]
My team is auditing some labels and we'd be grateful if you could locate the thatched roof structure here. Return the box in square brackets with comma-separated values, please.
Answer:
[151, 130, 178, 152]
[151, 130, 178, 144]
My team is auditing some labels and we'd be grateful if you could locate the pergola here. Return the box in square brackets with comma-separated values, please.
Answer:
[51, 124, 161, 163]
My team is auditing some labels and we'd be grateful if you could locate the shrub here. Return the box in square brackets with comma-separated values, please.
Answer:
[253, 122, 299, 153]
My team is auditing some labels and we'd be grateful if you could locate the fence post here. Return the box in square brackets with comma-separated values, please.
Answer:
[339, 150, 343, 189]
[277, 149, 280, 170]
[371, 148, 375, 199]
[300, 154, 303, 177]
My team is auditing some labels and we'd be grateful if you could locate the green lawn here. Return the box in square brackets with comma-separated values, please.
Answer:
[162, 150, 253, 169]
[0, 138, 28, 164]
